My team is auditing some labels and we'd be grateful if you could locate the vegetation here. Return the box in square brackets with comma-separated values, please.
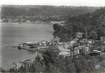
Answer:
[5, 54, 104, 73]
[2, 5, 98, 17]
[1, 5, 98, 22]
[53, 7, 105, 41]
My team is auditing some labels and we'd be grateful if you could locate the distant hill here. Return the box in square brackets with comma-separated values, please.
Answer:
[1, 5, 99, 18]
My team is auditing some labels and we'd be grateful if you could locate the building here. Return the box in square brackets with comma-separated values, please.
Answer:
[76, 32, 84, 39]
[73, 45, 90, 55]
[100, 36, 105, 43]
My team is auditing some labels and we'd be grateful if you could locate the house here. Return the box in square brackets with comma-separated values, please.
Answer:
[88, 39, 95, 44]
[100, 36, 105, 43]
[73, 47, 80, 55]
[57, 42, 65, 50]
[79, 39, 93, 48]
[57, 42, 71, 49]
[89, 50, 101, 56]
[58, 51, 70, 57]
[63, 42, 71, 49]
[71, 45, 90, 56]
[69, 38, 79, 47]
[79, 39, 87, 43]
[81, 46, 90, 55]
[50, 21, 65, 25]
[26, 20, 31, 23]
[57, 43, 70, 57]
[41, 40, 47, 46]
[76, 32, 84, 39]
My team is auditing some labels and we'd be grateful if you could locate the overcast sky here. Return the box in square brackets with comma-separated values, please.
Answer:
[0, 0, 105, 7]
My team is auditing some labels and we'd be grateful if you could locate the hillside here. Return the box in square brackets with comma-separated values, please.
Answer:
[53, 7, 105, 41]
[1, 5, 99, 18]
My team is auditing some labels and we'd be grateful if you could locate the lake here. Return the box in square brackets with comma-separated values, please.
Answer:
[1, 22, 53, 69]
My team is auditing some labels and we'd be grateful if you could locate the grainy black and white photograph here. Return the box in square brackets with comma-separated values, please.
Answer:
[0, 0, 105, 73]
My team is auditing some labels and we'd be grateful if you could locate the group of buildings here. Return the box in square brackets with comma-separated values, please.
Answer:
[53, 32, 94, 57]
[18, 32, 105, 58]
[1, 15, 65, 23]
[9, 32, 105, 71]
[57, 32, 105, 57]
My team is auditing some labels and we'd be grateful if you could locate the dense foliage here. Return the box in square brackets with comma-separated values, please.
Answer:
[1, 5, 98, 19]
[53, 7, 105, 41]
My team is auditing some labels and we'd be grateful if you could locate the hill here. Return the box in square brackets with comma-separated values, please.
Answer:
[53, 7, 105, 41]
[1, 5, 99, 19]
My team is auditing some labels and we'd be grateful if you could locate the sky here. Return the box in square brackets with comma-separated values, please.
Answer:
[0, 0, 105, 7]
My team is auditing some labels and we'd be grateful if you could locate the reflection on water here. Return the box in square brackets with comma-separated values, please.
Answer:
[1, 22, 53, 69]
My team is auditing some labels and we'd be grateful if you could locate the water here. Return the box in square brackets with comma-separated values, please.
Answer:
[1, 22, 53, 69]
